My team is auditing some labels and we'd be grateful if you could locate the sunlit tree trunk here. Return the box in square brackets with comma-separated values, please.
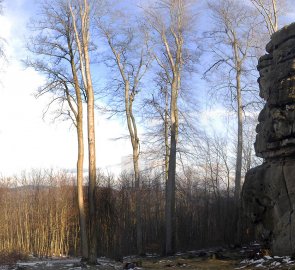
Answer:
[70, 0, 98, 263]
[69, 42, 89, 259]
[85, 54, 97, 265]
[233, 38, 243, 204]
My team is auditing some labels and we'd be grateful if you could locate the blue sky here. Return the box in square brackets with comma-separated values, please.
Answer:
[1, 0, 295, 177]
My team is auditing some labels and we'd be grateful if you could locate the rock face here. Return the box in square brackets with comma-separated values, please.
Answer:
[242, 23, 295, 255]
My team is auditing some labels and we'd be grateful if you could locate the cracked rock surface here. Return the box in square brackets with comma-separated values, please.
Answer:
[242, 23, 295, 255]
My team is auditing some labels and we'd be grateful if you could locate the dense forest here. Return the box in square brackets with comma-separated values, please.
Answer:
[0, 169, 239, 258]
[0, 0, 291, 265]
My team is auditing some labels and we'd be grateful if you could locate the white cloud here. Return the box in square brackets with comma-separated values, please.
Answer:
[200, 107, 235, 132]
[0, 57, 131, 176]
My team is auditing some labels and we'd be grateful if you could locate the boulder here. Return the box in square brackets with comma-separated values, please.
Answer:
[242, 23, 295, 255]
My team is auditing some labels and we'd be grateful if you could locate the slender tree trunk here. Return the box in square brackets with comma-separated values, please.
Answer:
[68, 35, 89, 260]
[125, 83, 143, 255]
[233, 39, 243, 204]
[164, 87, 169, 182]
[234, 77, 243, 203]
[82, 2, 97, 263]
[86, 66, 97, 265]
[166, 79, 178, 255]
[272, 0, 278, 32]
[234, 74, 243, 243]
[233, 38, 243, 245]
[69, 1, 98, 262]
[133, 145, 142, 255]
[77, 109, 89, 259]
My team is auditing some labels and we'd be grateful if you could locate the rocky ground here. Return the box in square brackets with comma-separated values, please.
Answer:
[2, 244, 295, 270]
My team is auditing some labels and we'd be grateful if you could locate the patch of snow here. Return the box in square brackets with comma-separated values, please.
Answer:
[283, 256, 291, 263]
[273, 256, 282, 259]
[17, 262, 39, 266]
[252, 243, 261, 246]
[240, 259, 248, 264]
[264, 255, 272, 260]
[270, 261, 281, 266]
[253, 258, 264, 264]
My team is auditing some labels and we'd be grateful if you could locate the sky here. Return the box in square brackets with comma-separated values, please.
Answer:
[0, 0, 214, 178]
[1, 0, 294, 177]
[0, 0, 132, 177]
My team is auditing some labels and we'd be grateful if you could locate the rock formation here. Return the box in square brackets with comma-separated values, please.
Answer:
[242, 23, 295, 255]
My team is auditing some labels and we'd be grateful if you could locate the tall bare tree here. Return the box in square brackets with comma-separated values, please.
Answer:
[26, 0, 89, 260]
[96, 10, 151, 254]
[145, 0, 198, 255]
[206, 0, 259, 204]
[69, 0, 98, 264]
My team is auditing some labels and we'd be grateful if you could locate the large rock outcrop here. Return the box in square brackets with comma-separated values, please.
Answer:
[242, 23, 295, 255]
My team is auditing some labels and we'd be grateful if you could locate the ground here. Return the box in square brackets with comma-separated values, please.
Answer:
[2, 245, 295, 269]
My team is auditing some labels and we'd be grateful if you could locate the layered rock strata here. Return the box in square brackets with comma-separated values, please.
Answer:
[242, 23, 295, 255]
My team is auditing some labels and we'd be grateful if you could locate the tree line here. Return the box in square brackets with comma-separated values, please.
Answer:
[0, 0, 288, 263]
[0, 165, 247, 259]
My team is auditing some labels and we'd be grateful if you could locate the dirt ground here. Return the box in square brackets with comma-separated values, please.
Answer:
[2, 246, 295, 270]
[0, 257, 240, 270]
[5, 256, 295, 270]
[142, 257, 238, 270]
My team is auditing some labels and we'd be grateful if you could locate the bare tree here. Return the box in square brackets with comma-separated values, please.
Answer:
[250, 0, 279, 35]
[0, 170, 79, 257]
[205, 0, 259, 204]
[141, 66, 171, 194]
[145, 0, 199, 255]
[26, 0, 89, 260]
[96, 8, 151, 254]
[69, 0, 98, 264]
